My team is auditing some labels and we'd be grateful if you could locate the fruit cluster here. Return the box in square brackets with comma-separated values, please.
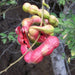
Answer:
[15, 2, 59, 64]
[22, 2, 59, 26]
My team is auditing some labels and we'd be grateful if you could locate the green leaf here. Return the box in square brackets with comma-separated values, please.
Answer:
[72, 14, 75, 22]
[58, 0, 65, 5]
[9, 32, 16, 35]
[51, 13, 57, 17]
[2, 38, 7, 44]
[0, 33, 7, 37]
[71, 49, 75, 56]
[15, 35, 18, 38]
[7, 0, 17, 5]
[60, 12, 65, 18]
[54, 28, 61, 33]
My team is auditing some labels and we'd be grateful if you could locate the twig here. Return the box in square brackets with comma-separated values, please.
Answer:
[0, 42, 16, 60]
[0, 6, 12, 16]
[0, 5, 21, 16]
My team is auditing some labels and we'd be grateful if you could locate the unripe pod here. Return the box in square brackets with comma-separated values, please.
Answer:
[49, 15, 59, 26]
[28, 27, 39, 38]
[28, 33, 46, 43]
[28, 5, 39, 15]
[22, 2, 31, 12]
[28, 33, 35, 41]
[30, 25, 54, 35]
[38, 9, 50, 19]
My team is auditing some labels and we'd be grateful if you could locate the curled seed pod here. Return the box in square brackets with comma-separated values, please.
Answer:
[28, 33, 35, 41]
[31, 36, 59, 56]
[38, 9, 50, 19]
[31, 49, 44, 64]
[21, 18, 33, 33]
[15, 26, 21, 35]
[21, 44, 28, 54]
[22, 2, 31, 12]
[28, 33, 46, 43]
[28, 27, 39, 38]
[17, 36, 24, 44]
[28, 5, 39, 15]
[41, 36, 59, 56]
[30, 25, 54, 35]
[31, 15, 49, 24]
[49, 15, 59, 26]
[24, 50, 33, 63]
[31, 15, 41, 24]
[22, 18, 32, 26]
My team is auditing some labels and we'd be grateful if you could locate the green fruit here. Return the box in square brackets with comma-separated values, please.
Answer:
[49, 15, 59, 26]
[22, 2, 31, 12]
[28, 5, 39, 15]
[38, 9, 50, 19]
[30, 25, 54, 35]
[29, 27, 39, 38]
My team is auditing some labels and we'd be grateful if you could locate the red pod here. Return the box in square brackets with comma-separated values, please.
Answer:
[31, 36, 59, 56]
[31, 49, 43, 64]
[22, 18, 33, 33]
[31, 15, 41, 24]
[38, 35, 47, 43]
[28, 33, 47, 43]
[21, 44, 33, 63]
[40, 36, 59, 56]
[23, 33, 30, 48]
[24, 50, 33, 63]
[15, 26, 21, 35]
[17, 36, 24, 44]
[21, 44, 28, 54]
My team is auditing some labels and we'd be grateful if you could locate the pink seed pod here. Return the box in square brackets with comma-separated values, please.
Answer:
[40, 36, 59, 56]
[21, 18, 33, 33]
[23, 33, 30, 48]
[15, 26, 21, 35]
[17, 36, 24, 44]
[31, 49, 43, 64]
[21, 44, 28, 54]
[24, 50, 33, 63]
